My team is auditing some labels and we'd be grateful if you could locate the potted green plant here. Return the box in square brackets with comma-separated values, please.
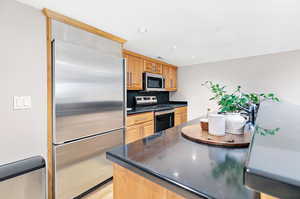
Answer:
[202, 81, 279, 134]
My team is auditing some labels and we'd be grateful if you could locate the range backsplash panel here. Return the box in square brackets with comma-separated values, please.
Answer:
[127, 91, 169, 108]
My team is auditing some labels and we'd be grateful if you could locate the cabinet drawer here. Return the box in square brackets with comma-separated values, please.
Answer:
[125, 120, 154, 144]
[126, 112, 154, 126]
[174, 106, 187, 114]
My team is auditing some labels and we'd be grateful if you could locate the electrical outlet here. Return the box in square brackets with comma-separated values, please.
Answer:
[13, 96, 31, 110]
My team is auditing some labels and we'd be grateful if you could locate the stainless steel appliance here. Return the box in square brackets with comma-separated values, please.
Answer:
[52, 20, 124, 199]
[135, 96, 157, 105]
[0, 156, 45, 199]
[134, 96, 174, 132]
[154, 109, 174, 132]
[144, 72, 165, 91]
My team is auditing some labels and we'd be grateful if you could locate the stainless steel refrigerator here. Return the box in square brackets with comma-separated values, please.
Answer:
[51, 20, 124, 199]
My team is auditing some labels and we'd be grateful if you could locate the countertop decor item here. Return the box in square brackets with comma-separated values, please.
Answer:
[200, 118, 208, 131]
[181, 124, 251, 147]
[208, 114, 226, 136]
[202, 81, 280, 114]
[202, 81, 280, 134]
[225, 113, 246, 134]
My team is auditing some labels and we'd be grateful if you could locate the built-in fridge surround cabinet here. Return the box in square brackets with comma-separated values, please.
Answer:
[51, 19, 125, 199]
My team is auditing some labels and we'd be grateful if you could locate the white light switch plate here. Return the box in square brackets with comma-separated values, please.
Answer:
[13, 96, 31, 110]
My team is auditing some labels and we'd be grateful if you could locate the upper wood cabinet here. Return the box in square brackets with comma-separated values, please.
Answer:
[124, 53, 143, 90]
[163, 64, 177, 91]
[123, 49, 177, 91]
[144, 60, 162, 74]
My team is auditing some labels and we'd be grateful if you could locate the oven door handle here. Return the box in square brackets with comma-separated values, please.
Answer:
[155, 109, 175, 116]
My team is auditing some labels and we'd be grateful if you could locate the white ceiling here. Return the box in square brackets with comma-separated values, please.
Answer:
[18, 0, 300, 66]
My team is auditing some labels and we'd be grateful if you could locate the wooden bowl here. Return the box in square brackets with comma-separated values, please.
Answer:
[200, 118, 209, 131]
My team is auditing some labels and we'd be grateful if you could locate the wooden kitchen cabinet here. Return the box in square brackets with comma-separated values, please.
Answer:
[144, 60, 162, 74]
[169, 66, 177, 90]
[162, 64, 170, 89]
[126, 120, 154, 144]
[174, 106, 187, 126]
[163, 64, 177, 91]
[142, 120, 155, 137]
[123, 49, 177, 91]
[126, 112, 154, 144]
[260, 193, 279, 199]
[126, 125, 141, 144]
[113, 164, 185, 199]
[124, 53, 143, 90]
[126, 112, 153, 126]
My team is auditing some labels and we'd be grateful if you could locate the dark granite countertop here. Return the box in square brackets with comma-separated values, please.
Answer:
[0, 156, 45, 182]
[245, 101, 300, 198]
[127, 101, 187, 115]
[107, 118, 257, 199]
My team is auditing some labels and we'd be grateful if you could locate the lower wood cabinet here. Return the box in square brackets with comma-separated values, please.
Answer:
[113, 164, 185, 199]
[126, 121, 154, 144]
[260, 193, 279, 199]
[174, 106, 187, 126]
[126, 112, 154, 144]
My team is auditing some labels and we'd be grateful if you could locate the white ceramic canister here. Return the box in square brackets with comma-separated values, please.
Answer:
[225, 113, 246, 134]
[208, 114, 226, 136]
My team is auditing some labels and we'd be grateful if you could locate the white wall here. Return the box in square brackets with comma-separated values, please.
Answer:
[0, 0, 47, 164]
[171, 50, 300, 120]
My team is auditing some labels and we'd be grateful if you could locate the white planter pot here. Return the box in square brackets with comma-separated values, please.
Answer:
[225, 113, 246, 134]
[208, 114, 226, 136]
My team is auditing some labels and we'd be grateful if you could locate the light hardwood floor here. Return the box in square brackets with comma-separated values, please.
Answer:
[82, 182, 113, 199]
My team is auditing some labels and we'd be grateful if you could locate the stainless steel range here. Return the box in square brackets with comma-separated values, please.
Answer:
[135, 96, 174, 132]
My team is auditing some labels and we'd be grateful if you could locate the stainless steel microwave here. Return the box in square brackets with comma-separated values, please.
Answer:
[144, 72, 165, 91]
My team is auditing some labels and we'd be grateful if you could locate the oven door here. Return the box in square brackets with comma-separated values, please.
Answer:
[155, 110, 174, 132]
[144, 73, 165, 91]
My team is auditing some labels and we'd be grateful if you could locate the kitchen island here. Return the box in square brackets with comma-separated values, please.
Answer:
[107, 118, 257, 199]
[245, 101, 300, 199]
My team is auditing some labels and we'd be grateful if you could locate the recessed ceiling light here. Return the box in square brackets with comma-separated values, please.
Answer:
[191, 56, 195, 59]
[172, 45, 177, 49]
[138, 27, 148, 33]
